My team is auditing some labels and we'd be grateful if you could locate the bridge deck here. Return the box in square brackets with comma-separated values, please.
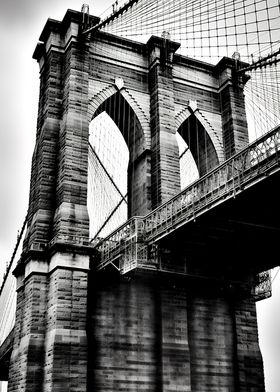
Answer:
[0, 126, 279, 353]
[93, 125, 280, 282]
[0, 329, 13, 381]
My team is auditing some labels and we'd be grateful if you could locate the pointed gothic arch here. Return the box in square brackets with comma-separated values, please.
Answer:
[88, 88, 152, 219]
[176, 111, 219, 176]
[88, 85, 150, 150]
[91, 91, 146, 163]
[175, 107, 224, 166]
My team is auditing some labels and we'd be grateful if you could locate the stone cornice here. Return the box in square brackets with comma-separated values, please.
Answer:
[33, 9, 100, 61]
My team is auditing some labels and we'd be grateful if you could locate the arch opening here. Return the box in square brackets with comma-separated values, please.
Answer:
[88, 92, 150, 239]
[93, 91, 145, 162]
[176, 132, 199, 190]
[177, 114, 219, 177]
[88, 112, 129, 240]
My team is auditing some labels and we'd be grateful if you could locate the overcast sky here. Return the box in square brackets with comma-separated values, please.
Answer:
[0, 1, 279, 391]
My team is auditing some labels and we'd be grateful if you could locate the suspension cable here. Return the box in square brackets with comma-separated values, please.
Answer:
[89, 143, 127, 205]
[0, 214, 27, 295]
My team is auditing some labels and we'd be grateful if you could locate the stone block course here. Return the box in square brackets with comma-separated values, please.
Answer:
[87, 270, 264, 392]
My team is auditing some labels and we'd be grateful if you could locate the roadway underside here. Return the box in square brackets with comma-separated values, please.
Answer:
[0, 330, 13, 381]
[157, 168, 280, 280]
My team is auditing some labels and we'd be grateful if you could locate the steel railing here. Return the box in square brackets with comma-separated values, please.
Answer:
[94, 125, 280, 270]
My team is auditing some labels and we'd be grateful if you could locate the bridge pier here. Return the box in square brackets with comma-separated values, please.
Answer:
[234, 298, 265, 390]
[87, 269, 264, 392]
[2, 263, 266, 392]
[42, 253, 89, 391]
[8, 264, 48, 391]
[8, 253, 89, 392]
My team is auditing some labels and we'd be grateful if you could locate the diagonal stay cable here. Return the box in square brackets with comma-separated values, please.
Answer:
[179, 146, 189, 159]
[89, 143, 127, 205]
[91, 193, 128, 242]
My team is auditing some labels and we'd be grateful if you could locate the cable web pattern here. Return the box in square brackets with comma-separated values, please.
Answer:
[98, 0, 280, 138]
[244, 55, 280, 139]
[101, 0, 280, 63]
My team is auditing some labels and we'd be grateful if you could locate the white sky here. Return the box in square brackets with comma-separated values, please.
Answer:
[0, 1, 279, 391]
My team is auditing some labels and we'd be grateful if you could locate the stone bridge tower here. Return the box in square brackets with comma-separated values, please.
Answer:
[7, 9, 264, 392]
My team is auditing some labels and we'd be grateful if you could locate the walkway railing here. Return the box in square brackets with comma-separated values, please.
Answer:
[0, 217, 27, 346]
[94, 125, 280, 271]
[144, 124, 280, 242]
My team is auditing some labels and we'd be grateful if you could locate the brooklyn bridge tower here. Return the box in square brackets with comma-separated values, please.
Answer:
[1, 1, 280, 391]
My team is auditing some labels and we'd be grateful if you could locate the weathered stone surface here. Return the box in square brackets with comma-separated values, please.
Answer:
[88, 271, 264, 392]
